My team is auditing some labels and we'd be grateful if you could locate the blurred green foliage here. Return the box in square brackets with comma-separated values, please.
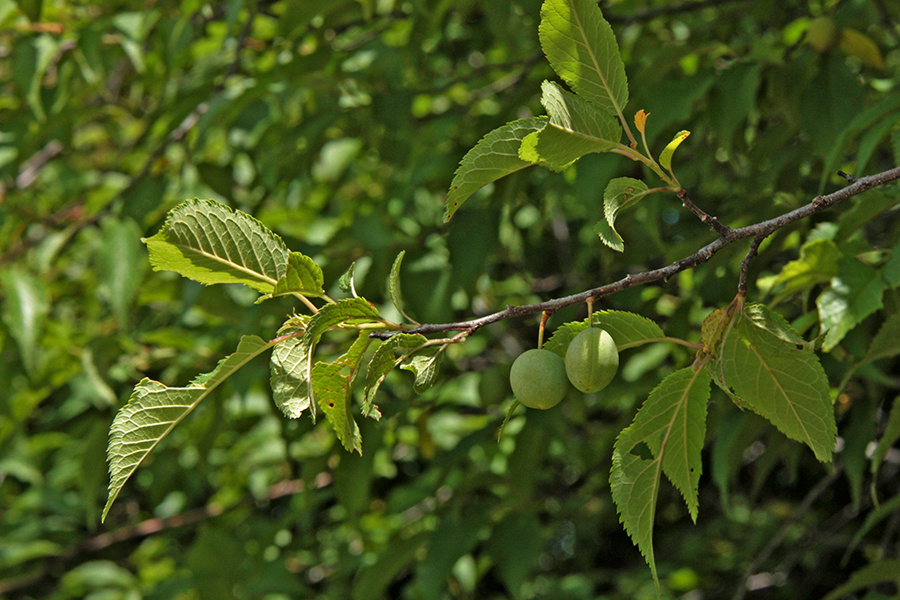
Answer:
[2, 0, 900, 598]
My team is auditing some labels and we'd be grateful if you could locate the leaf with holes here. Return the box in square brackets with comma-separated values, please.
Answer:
[313, 332, 371, 453]
[363, 333, 429, 418]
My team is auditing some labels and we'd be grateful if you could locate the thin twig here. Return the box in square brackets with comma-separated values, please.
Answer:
[738, 235, 767, 296]
[678, 188, 735, 235]
[371, 166, 900, 340]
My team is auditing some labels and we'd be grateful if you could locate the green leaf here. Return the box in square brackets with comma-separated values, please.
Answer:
[543, 310, 666, 358]
[313, 332, 371, 453]
[594, 177, 652, 252]
[363, 333, 429, 417]
[266, 252, 326, 300]
[270, 328, 311, 419]
[539, 0, 628, 117]
[871, 395, 900, 479]
[862, 312, 900, 364]
[518, 80, 621, 170]
[816, 257, 886, 351]
[388, 250, 417, 324]
[770, 238, 841, 298]
[400, 345, 445, 393]
[843, 495, 900, 564]
[103, 335, 272, 521]
[352, 532, 430, 600]
[97, 217, 146, 325]
[143, 198, 290, 295]
[444, 117, 546, 221]
[611, 366, 711, 588]
[301, 298, 383, 418]
[1, 267, 50, 375]
[659, 130, 690, 172]
[742, 303, 809, 348]
[719, 317, 836, 462]
[821, 560, 900, 600]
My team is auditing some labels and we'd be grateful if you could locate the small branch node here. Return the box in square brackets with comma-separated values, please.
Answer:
[837, 170, 859, 183]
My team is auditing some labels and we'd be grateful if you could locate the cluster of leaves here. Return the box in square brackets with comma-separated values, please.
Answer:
[5, 0, 900, 599]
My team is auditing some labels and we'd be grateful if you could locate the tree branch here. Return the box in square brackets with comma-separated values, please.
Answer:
[372, 166, 900, 339]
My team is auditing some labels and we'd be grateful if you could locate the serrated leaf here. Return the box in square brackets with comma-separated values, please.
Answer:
[445, 117, 546, 221]
[719, 317, 836, 462]
[301, 298, 384, 419]
[539, 0, 628, 117]
[596, 177, 652, 252]
[363, 333, 429, 417]
[103, 335, 271, 521]
[611, 366, 711, 588]
[543, 310, 666, 358]
[817, 257, 886, 351]
[659, 130, 690, 172]
[313, 332, 371, 453]
[400, 345, 445, 393]
[265, 252, 325, 300]
[770, 238, 840, 298]
[388, 251, 418, 324]
[518, 80, 622, 169]
[143, 199, 290, 294]
[743, 303, 809, 348]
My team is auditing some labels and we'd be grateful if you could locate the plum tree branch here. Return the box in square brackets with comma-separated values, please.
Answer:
[372, 166, 900, 339]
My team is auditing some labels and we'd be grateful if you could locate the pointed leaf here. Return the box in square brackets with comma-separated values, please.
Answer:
[822, 560, 900, 600]
[634, 109, 648, 134]
[313, 332, 371, 453]
[363, 333, 429, 417]
[143, 199, 290, 294]
[400, 345, 445, 393]
[743, 303, 809, 348]
[103, 335, 271, 521]
[445, 117, 546, 221]
[266, 252, 326, 299]
[518, 80, 622, 169]
[539, 0, 628, 117]
[544, 310, 666, 358]
[388, 250, 418, 324]
[871, 395, 900, 478]
[596, 177, 652, 252]
[659, 130, 690, 172]
[720, 317, 836, 462]
[270, 331, 311, 419]
[611, 366, 711, 587]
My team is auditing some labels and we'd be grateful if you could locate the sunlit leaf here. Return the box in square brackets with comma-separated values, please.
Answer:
[270, 323, 311, 419]
[719, 317, 836, 462]
[445, 117, 546, 221]
[539, 0, 628, 117]
[770, 238, 840, 299]
[519, 80, 622, 170]
[817, 257, 886, 351]
[611, 366, 711, 588]
[400, 345, 445, 393]
[388, 250, 418, 324]
[743, 303, 809, 348]
[143, 198, 290, 294]
[266, 252, 326, 300]
[103, 335, 272, 521]
[659, 130, 690, 172]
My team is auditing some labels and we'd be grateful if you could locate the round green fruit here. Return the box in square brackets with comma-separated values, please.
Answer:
[565, 327, 619, 393]
[509, 348, 569, 409]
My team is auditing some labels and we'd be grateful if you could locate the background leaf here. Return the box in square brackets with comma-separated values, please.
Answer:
[817, 256, 886, 351]
[1, 267, 49, 375]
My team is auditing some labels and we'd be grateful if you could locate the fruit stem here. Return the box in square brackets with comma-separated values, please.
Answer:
[586, 298, 594, 327]
[538, 311, 551, 348]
